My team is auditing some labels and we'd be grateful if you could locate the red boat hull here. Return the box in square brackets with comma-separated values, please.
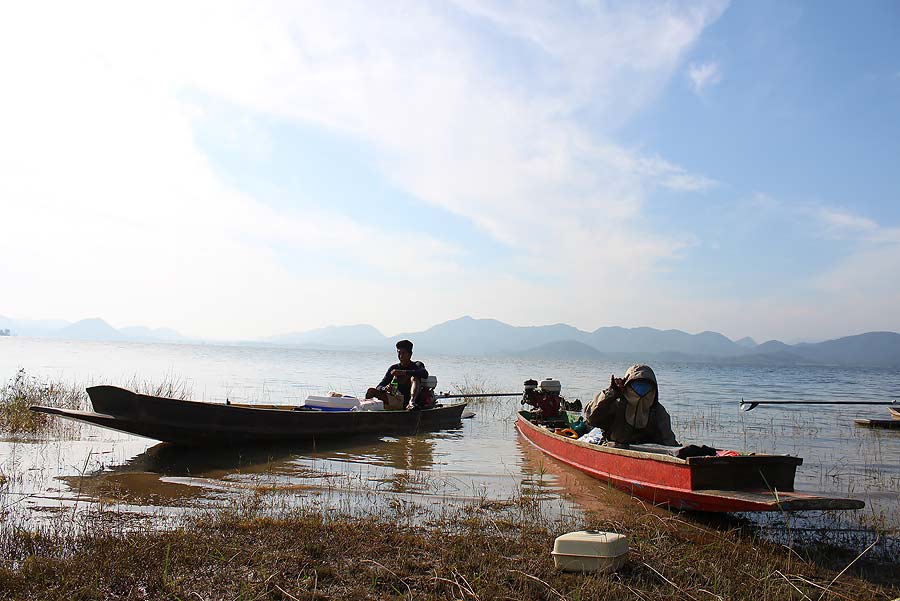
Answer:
[516, 412, 863, 512]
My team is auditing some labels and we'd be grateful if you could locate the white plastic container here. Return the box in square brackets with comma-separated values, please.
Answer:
[539, 378, 562, 394]
[551, 531, 628, 573]
[302, 395, 361, 412]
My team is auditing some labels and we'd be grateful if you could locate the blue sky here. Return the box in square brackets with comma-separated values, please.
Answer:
[1, 1, 898, 342]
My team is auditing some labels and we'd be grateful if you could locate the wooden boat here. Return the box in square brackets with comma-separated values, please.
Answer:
[516, 411, 864, 513]
[854, 418, 900, 430]
[30, 385, 467, 446]
[853, 405, 900, 429]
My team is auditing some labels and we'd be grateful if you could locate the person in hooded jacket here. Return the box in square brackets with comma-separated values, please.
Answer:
[582, 364, 678, 446]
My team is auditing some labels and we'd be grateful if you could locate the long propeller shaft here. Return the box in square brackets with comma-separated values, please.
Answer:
[740, 399, 898, 412]
[436, 392, 521, 399]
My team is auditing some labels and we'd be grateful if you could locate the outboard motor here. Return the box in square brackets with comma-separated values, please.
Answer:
[521, 378, 563, 418]
[418, 375, 438, 407]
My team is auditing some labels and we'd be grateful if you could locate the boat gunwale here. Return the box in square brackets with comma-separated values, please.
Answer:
[85, 385, 466, 416]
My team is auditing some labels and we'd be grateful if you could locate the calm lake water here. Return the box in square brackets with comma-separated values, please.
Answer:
[1, 337, 898, 554]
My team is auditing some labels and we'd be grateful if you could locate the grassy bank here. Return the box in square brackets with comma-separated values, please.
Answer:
[1, 498, 897, 601]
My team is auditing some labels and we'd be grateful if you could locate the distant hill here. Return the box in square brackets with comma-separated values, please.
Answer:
[54, 318, 127, 341]
[514, 340, 606, 359]
[792, 332, 900, 366]
[0, 315, 72, 337]
[0, 315, 188, 343]
[267, 324, 388, 349]
[394, 316, 585, 355]
[587, 326, 743, 356]
[4, 312, 900, 366]
[119, 326, 187, 343]
[735, 336, 757, 348]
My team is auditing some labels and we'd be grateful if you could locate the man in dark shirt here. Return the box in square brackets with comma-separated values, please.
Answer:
[366, 339, 429, 409]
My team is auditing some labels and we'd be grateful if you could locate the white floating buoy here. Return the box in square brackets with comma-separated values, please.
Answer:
[551, 530, 628, 573]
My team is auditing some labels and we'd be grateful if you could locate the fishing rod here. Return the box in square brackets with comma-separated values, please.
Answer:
[740, 398, 898, 412]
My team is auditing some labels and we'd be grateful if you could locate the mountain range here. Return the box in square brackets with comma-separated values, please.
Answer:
[2, 314, 899, 367]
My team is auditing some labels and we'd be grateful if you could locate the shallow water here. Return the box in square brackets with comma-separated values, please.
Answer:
[1, 337, 898, 554]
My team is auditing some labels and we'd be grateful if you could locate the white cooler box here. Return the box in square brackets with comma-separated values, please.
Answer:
[552, 531, 628, 573]
[301, 395, 361, 412]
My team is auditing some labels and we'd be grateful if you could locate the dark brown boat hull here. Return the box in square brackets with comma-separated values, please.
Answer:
[31, 386, 467, 445]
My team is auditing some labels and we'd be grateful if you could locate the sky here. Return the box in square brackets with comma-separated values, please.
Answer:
[1, 1, 899, 342]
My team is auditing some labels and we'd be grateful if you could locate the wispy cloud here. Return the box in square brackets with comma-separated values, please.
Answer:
[687, 61, 723, 94]
[0, 1, 728, 336]
[816, 208, 879, 235]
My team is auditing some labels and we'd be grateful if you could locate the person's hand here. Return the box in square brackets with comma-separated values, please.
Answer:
[610, 374, 624, 391]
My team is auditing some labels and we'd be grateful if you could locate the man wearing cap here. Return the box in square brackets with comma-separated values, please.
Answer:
[583, 364, 678, 446]
[366, 339, 430, 409]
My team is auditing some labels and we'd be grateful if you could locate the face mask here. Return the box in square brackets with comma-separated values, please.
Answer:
[623, 380, 655, 429]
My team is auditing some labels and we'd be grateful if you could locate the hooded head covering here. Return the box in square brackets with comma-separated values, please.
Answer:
[621, 364, 658, 429]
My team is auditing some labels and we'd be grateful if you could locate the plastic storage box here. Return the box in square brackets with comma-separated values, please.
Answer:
[551, 531, 628, 573]
[301, 395, 361, 411]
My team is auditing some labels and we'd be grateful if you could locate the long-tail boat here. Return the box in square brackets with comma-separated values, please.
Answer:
[515, 377, 866, 513]
[31, 385, 467, 445]
[854, 407, 900, 430]
[516, 409, 864, 513]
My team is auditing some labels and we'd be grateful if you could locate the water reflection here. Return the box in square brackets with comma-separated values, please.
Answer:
[53, 431, 463, 506]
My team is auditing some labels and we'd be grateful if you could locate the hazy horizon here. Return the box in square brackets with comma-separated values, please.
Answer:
[2, 312, 896, 346]
[2, 2, 899, 343]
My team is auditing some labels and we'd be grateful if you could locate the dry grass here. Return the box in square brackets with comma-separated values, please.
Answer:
[0, 495, 896, 601]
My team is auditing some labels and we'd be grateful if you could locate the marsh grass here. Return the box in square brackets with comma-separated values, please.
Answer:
[122, 372, 193, 401]
[0, 369, 85, 436]
[449, 376, 516, 419]
[0, 370, 193, 438]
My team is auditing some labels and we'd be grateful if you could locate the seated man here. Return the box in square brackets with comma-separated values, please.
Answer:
[366, 339, 430, 409]
[582, 364, 678, 446]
